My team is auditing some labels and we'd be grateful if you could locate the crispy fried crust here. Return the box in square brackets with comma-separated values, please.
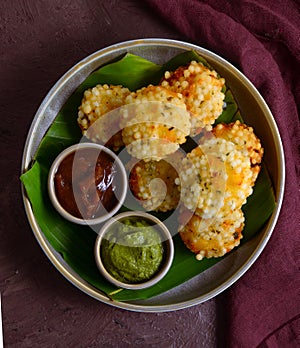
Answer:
[213, 120, 263, 184]
[179, 206, 244, 259]
[129, 155, 182, 212]
[161, 61, 225, 134]
[77, 84, 130, 150]
[121, 85, 191, 161]
[177, 121, 263, 259]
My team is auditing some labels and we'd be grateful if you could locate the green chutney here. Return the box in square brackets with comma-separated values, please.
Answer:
[101, 217, 164, 283]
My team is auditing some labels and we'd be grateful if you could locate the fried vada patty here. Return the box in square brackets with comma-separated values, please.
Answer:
[77, 84, 130, 150]
[178, 206, 244, 260]
[129, 154, 182, 212]
[177, 121, 263, 259]
[213, 120, 263, 184]
[121, 85, 191, 161]
[161, 60, 225, 135]
[177, 136, 253, 219]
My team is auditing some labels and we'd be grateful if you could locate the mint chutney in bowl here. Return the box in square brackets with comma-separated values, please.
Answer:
[94, 211, 174, 290]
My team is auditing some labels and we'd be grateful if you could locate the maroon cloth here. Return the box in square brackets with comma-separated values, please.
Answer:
[145, 0, 300, 347]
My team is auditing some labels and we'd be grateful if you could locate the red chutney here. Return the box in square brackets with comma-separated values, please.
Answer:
[54, 147, 120, 220]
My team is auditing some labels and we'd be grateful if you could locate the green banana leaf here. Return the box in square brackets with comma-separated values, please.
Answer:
[20, 51, 275, 302]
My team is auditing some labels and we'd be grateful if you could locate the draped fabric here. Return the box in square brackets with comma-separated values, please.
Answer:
[145, 1, 300, 346]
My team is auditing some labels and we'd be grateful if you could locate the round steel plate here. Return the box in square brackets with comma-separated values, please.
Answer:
[21, 39, 285, 312]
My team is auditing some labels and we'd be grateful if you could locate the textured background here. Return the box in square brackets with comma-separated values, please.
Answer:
[1, 0, 299, 347]
[1, 1, 219, 347]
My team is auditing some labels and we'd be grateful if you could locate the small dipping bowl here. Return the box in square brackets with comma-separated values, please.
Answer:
[48, 143, 127, 225]
[94, 211, 174, 290]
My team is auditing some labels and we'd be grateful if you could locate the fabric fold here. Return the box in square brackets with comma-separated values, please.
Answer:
[145, 0, 300, 346]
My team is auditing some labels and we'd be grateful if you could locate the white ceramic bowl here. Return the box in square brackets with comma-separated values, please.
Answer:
[48, 142, 127, 225]
[94, 211, 174, 290]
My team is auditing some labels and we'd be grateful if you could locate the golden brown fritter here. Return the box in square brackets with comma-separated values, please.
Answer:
[129, 154, 182, 212]
[177, 136, 253, 219]
[121, 85, 191, 161]
[161, 61, 225, 134]
[77, 84, 130, 150]
[213, 120, 263, 184]
[177, 121, 263, 260]
[178, 206, 244, 260]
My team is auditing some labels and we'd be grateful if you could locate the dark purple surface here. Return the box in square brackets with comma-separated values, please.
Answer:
[1, 0, 299, 347]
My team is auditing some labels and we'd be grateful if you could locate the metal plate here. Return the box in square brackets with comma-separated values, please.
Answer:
[21, 39, 285, 312]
